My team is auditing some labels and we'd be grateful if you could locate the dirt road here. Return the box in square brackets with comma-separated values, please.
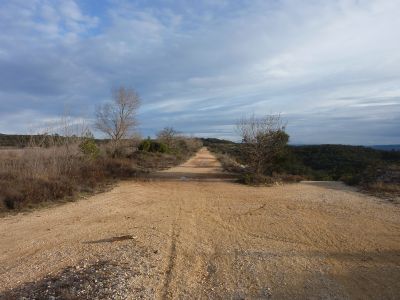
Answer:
[1, 148, 400, 299]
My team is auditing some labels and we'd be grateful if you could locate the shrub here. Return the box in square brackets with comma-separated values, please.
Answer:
[0, 146, 143, 212]
[0, 177, 75, 210]
[237, 114, 289, 176]
[138, 139, 169, 153]
[0, 134, 200, 212]
[100, 158, 142, 178]
[2, 189, 22, 209]
[238, 173, 275, 186]
[340, 174, 361, 186]
[215, 153, 245, 173]
[173, 137, 203, 154]
[138, 139, 151, 152]
[130, 151, 181, 171]
[79, 139, 100, 159]
[366, 182, 400, 195]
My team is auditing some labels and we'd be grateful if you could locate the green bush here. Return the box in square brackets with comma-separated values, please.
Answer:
[79, 139, 100, 159]
[138, 139, 169, 153]
[138, 139, 151, 152]
[207, 140, 400, 186]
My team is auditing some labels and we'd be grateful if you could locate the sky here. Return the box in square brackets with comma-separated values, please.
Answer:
[0, 0, 399, 144]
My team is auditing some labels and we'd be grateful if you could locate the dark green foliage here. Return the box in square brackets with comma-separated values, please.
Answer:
[138, 139, 151, 151]
[79, 139, 100, 159]
[0, 133, 108, 148]
[207, 139, 400, 187]
[205, 140, 243, 160]
[287, 145, 400, 184]
[340, 174, 362, 185]
[0, 134, 29, 147]
[138, 139, 169, 153]
[0, 134, 63, 148]
[371, 145, 400, 151]
[133, 137, 202, 171]
[289, 145, 396, 183]
[201, 138, 235, 146]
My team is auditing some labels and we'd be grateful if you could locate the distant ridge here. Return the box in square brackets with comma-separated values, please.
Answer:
[0, 133, 399, 151]
[370, 145, 400, 152]
[290, 143, 400, 152]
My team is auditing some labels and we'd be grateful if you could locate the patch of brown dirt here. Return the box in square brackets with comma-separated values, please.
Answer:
[153, 147, 236, 180]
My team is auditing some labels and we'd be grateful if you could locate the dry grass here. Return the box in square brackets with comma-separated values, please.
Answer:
[368, 182, 400, 193]
[131, 137, 203, 171]
[1, 146, 77, 179]
[0, 136, 202, 213]
[0, 145, 142, 212]
[362, 182, 400, 203]
[215, 153, 245, 173]
[214, 152, 304, 185]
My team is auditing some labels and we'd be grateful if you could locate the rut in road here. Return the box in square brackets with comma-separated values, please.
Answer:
[161, 207, 181, 299]
[1, 147, 400, 299]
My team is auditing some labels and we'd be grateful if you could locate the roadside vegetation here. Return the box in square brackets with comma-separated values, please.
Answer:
[233, 114, 302, 185]
[202, 113, 399, 199]
[0, 87, 202, 213]
[1, 92, 398, 212]
[0, 134, 201, 213]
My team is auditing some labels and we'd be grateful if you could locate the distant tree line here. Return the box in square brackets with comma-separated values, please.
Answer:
[204, 136, 400, 186]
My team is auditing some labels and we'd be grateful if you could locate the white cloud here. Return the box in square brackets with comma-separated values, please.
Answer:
[0, 0, 399, 143]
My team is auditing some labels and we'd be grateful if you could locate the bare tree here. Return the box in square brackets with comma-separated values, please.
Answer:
[156, 126, 180, 148]
[237, 114, 289, 175]
[95, 87, 140, 153]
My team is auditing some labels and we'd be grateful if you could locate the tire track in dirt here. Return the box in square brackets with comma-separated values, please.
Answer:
[161, 222, 179, 299]
[161, 199, 183, 300]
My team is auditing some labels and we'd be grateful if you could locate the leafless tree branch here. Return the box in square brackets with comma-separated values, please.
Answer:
[95, 86, 140, 153]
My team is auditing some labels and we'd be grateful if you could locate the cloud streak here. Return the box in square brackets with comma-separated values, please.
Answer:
[0, 0, 399, 144]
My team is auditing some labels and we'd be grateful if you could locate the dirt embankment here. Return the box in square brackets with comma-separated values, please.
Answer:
[1, 148, 399, 299]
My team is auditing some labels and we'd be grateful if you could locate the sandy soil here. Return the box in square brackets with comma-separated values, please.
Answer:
[1, 148, 399, 299]
[153, 147, 236, 180]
